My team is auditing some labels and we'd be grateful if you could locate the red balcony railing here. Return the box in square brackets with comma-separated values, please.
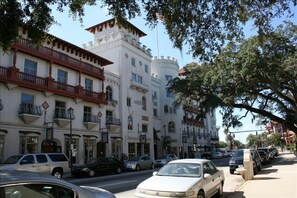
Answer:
[13, 39, 104, 79]
[0, 66, 106, 105]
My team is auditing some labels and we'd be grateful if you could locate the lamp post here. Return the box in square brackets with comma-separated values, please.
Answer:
[98, 111, 102, 132]
[68, 107, 74, 172]
[163, 124, 167, 154]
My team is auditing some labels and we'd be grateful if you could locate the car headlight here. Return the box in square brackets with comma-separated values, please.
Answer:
[229, 160, 235, 164]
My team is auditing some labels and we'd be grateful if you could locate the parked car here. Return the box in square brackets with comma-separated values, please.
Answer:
[0, 171, 116, 198]
[155, 154, 178, 167]
[257, 150, 270, 165]
[71, 157, 124, 177]
[211, 151, 223, 159]
[0, 153, 70, 178]
[124, 155, 155, 171]
[229, 149, 262, 175]
[257, 147, 274, 161]
[135, 158, 225, 198]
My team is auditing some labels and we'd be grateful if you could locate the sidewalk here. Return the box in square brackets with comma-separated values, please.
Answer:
[229, 151, 297, 198]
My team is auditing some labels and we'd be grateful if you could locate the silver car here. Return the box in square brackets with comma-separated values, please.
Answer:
[124, 155, 155, 171]
[155, 154, 178, 167]
[135, 159, 225, 198]
[0, 171, 116, 198]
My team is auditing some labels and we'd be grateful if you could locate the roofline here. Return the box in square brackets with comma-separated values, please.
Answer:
[85, 18, 147, 38]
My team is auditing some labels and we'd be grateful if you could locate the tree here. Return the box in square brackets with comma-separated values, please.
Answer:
[267, 133, 282, 147]
[167, 22, 297, 137]
[0, 0, 295, 59]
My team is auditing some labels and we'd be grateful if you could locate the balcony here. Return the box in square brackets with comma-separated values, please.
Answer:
[130, 80, 149, 93]
[13, 38, 105, 79]
[107, 99, 118, 107]
[211, 136, 219, 141]
[18, 103, 43, 123]
[0, 66, 107, 105]
[106, 117, 121, 132]
[183, 116, 204, 127]
[83, 114, 99, 129]
[53, 109, 73, 127]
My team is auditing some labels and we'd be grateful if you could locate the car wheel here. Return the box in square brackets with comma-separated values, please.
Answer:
[52, 168, 63, 178]
[135, 165, 140, 171]
[89, 170, 96, 177]
[257, 163, 262, 172]
[116, 167, 122, 174]
[214, 182, 223, 198]
[197, 190, 205, 198]
[229, 169, 234, 174]
[151, 163, 155, 169]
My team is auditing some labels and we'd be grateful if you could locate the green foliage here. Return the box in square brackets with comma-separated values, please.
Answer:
[0, 0, 295, 60]
[219, 141, 228, 148]
[168, 23, 297, 135]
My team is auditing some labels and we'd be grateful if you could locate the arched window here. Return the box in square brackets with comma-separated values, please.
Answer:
[106, 86, 112, 101]
[168, 122, 175, 133]
[128, 116, 133, 130]
[142, 96, 146, 110]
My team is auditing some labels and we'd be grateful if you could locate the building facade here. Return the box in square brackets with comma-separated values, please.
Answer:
[0, 19, 219, 163]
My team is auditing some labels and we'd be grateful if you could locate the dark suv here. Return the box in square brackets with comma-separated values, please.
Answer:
[229, 149, 262, 174]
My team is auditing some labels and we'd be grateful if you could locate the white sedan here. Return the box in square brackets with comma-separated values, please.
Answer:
[135, 159, 224, 198]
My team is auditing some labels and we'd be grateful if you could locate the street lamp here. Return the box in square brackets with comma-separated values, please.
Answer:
[98, 111, 102, 132]
[68, 107, 74, 171]
[163, 125, 167, 154]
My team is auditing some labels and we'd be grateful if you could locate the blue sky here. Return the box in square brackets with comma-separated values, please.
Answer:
[48, 3, 296, 144]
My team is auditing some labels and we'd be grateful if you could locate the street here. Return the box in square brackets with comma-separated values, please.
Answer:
[65, 156, 246, 197]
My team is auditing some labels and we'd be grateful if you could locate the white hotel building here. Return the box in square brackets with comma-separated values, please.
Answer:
[0, 19, 219, 164]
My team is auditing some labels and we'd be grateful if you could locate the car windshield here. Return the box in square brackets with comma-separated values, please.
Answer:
[2, 155, 22, 164]
[233, 150, 243, 157]
[129, 156, 141, 161]
[157, 163, 201, 178]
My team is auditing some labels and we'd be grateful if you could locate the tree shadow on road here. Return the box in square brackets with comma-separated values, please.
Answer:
[223, 191, 245, 198]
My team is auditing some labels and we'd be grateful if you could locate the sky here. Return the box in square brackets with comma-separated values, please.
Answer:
[48, 3, 296, 144]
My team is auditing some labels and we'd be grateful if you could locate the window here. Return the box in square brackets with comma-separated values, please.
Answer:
[166, 90, 173, 98]
[84, 106, 92, 122]
[106, 110, 113, 124]
[106, 86, 112, 101]
[137, 75, 143, 83]
[132, 73, 137, 81]
[85, 78, 93, 91]
[169, 107, 173, 114]
[128, 116, 133, 130]
[144, 64, 149, 73]
[165, 75, 172, 81]
[0, 135, 4, 162]
[20, 137, 38, 154]
[168, 122, 175, 133]
[164, 105, 168, 113]
[24, 59, 37, 75]
[131, 57, 136, 66]
[153, 108, 158, 116]
[20, 94, 34, 114]
[57, 70, 67, 90]
[24, 59, 37, 82]
[1, 184, 74, 198]
[142, 96, 146, 110]
[127, 97, 131, 107]
[54, 101, 66, 119]
[57, 70, 67, 83]
[36, 154, 48, 163]
[20, 155, 35, 164]
[142, 124, 148, 133]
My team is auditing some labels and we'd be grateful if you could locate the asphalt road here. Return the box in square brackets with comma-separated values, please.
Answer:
[65, 156, 244, 197]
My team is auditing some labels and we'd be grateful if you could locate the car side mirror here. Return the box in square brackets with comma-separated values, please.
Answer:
[153, 171, 158, 176]
[20, 160, 28, 165]
[204, 173, 211, 179]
